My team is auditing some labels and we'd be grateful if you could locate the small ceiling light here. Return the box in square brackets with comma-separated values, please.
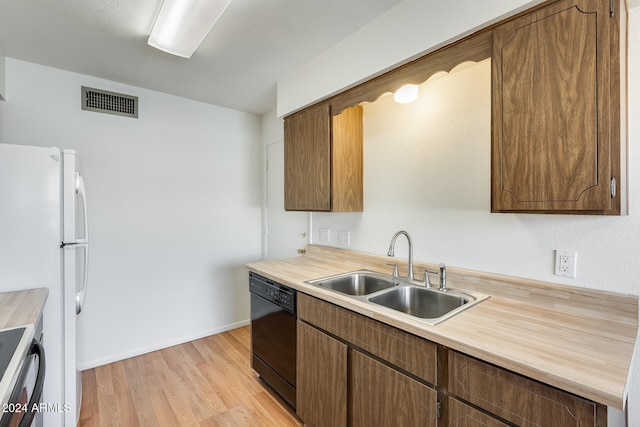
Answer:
[393, 84, 419, 104]
[148, 0, 233, 58]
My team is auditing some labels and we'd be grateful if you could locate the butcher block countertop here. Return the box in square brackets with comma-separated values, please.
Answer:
[247, 245, 638, 410]
[0, 288, 48, 331]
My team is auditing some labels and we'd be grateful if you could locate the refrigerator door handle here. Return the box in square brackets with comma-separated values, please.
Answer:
[77, 241, 88, 314]
[75, 172, 89, 242]
[63, 242, 89, 314]
[74, 171, 89, 314]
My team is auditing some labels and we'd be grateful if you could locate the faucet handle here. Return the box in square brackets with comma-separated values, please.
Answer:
[424, 268, 437, 287]
[387, 263, 399, 278]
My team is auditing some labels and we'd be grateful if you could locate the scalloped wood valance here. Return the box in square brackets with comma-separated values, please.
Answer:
[329, 31, 492, 116]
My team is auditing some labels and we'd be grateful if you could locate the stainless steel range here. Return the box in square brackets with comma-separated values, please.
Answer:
[0, 325, 45, 427]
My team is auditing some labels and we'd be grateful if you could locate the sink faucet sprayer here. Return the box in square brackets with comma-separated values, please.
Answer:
[439, 263, 447, 291]
[387, 231, 414, 280]
[424, 263, 447, 291]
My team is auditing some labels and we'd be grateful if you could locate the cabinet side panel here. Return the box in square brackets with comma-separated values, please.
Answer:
[331, 105, 363, 212]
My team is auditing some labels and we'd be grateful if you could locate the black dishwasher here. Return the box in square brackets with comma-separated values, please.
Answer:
[249, 272, 297, 409]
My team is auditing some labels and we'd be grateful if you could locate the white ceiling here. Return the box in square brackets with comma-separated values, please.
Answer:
[0, 0, 403, 115]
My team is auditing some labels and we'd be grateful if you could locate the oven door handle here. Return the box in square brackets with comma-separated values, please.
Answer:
[18, 339, 46, 427]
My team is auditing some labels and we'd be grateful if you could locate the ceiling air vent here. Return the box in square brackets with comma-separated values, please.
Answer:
[81, 86, 138, 118]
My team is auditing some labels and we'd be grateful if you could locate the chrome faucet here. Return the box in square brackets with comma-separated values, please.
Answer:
[387, 231, 414, 280]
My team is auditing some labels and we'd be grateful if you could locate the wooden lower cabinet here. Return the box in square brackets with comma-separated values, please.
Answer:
[296, 293, 607, 427]
[296, 320, 347, 427]
[350, 349, 437, 427]
[447, 351, 606, 427]
[297, 293, 437, 384]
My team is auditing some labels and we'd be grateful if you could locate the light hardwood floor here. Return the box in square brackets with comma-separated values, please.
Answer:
[78, 326, 303, 427]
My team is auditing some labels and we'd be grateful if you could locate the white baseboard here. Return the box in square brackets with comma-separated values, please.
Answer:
[78, 319, 250, 370]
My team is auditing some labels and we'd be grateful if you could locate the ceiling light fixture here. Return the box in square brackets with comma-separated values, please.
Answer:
[148, 0, 233, 58]
[393, 84, 419, 104]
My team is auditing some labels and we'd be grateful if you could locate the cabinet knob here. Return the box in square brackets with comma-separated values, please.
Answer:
[297, 248, 307, 255]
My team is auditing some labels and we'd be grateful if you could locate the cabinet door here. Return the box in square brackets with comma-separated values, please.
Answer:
[447, 397, 510, 427]
[284, 102, 331, 211]
[491, 0, 616, 213]
[350, 349, 437, 427]
[296, 320, 347, 427]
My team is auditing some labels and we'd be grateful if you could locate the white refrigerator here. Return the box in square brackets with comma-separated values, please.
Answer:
[0, 142, 89, 426]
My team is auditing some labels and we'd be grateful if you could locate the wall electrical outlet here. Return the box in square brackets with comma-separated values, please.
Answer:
[338, 230, 351, 246]
[554, 250, 577, 278]
[319, 228, 330, 242]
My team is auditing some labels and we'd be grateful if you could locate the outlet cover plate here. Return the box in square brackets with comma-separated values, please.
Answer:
[554, 250, 577, 278]
[338, 230, 350, 246]
[319, 228, 330, 242]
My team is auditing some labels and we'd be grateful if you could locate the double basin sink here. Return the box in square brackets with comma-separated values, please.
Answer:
[305, 270, 488, 325]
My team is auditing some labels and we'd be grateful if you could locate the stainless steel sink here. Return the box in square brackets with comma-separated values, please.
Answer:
[368, 286, 471, 319]
[306, 271, 488, 325]
[306, 271, 398, 296]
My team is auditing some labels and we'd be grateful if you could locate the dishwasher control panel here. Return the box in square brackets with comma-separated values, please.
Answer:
[249, 273, 296, 313]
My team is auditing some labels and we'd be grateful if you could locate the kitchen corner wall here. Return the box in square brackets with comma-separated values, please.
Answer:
[0, 59, 262, 368]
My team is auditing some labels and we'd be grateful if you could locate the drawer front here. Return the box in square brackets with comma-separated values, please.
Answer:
[298, 293, 437, 384]
[448, 351, 603, 427]
[447, 397, 510, 427]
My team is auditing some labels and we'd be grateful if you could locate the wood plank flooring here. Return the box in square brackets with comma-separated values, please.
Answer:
[78, 326, 303, 427]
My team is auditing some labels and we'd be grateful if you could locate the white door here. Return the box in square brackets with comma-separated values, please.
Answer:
[265, 141, 307, 259]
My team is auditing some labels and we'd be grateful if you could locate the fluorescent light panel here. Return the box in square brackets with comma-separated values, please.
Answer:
[148, 0, 233, 58]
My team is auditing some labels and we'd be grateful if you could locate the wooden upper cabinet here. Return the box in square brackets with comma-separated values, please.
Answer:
[491, 0, 620, 214]
[284, 101, 363, 212]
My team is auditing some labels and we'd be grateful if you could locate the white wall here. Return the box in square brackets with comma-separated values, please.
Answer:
[261, 108, 284, 144]
[276, 0, 545, 116]
[275, 0, 640, 422]
[0, 59, 262, 368]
